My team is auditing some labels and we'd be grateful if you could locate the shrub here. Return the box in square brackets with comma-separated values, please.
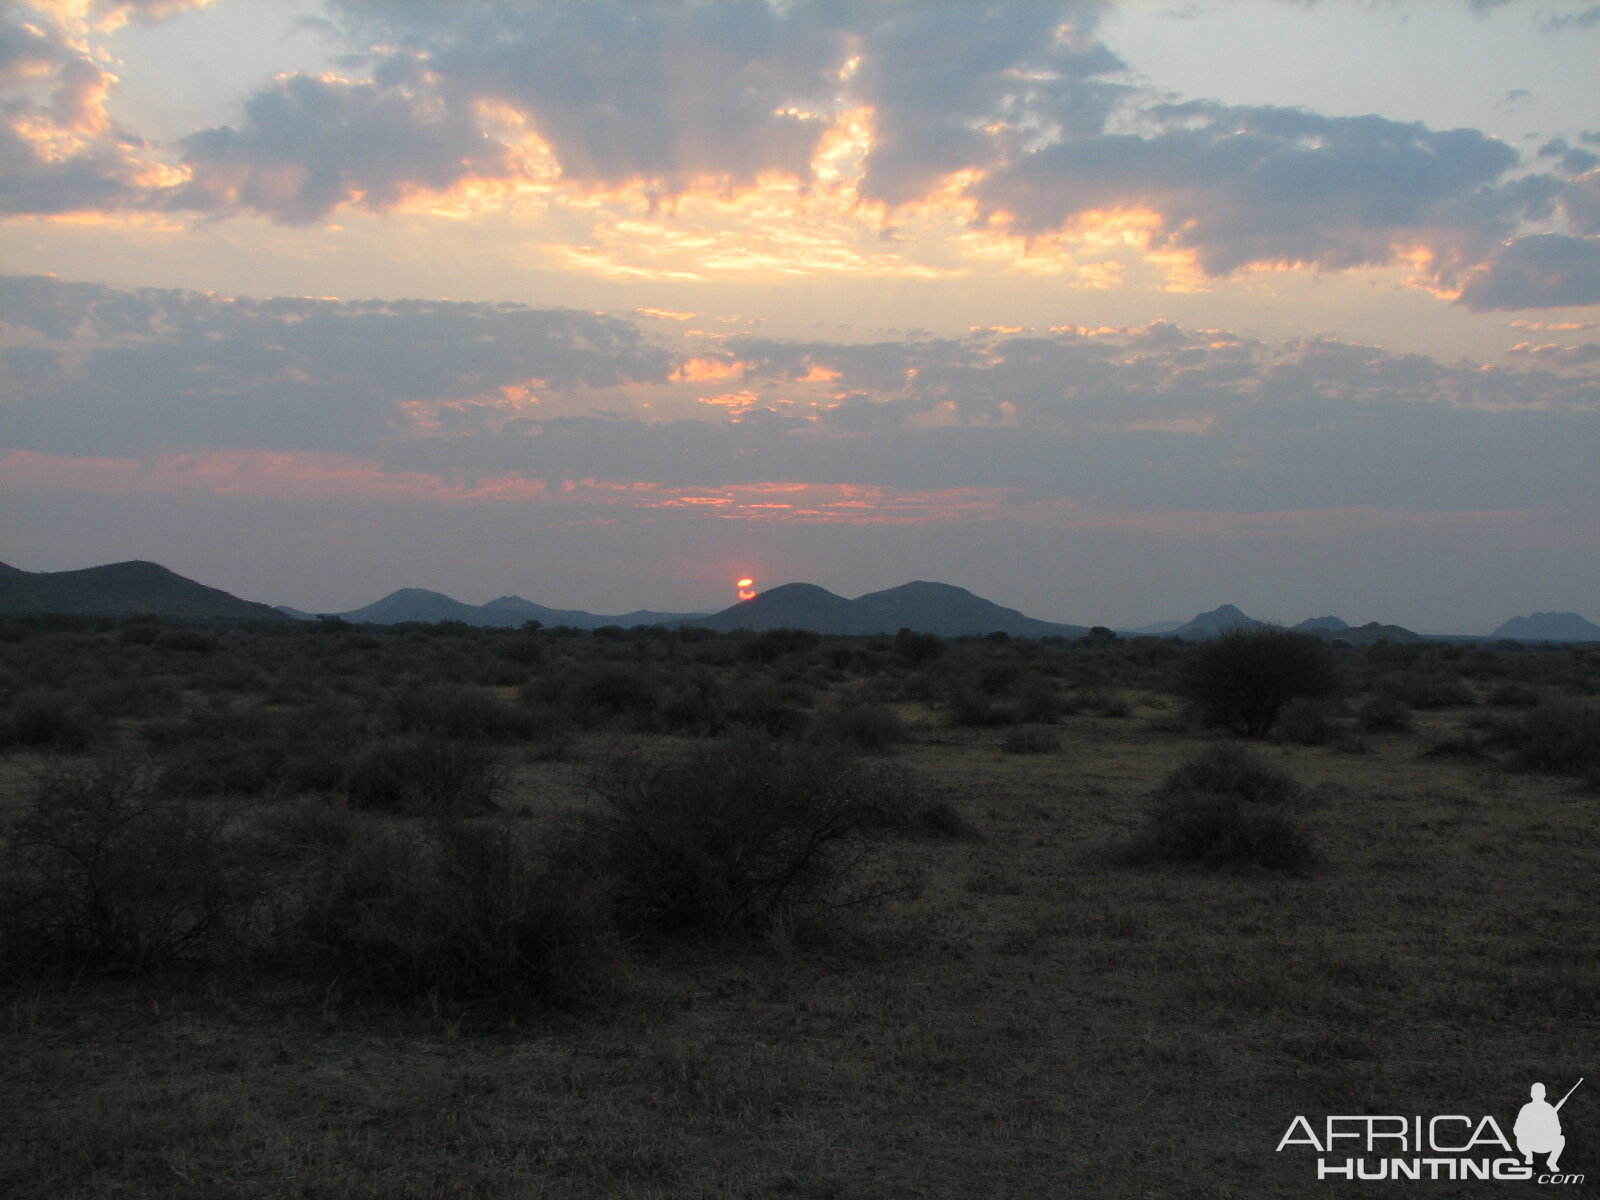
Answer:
[566, 663, 659, 722]
[741, 628, 821, 665]
[148, 701, 373, 799]
[1016, 680, 1068, 723]
[2, 689, 95, 750]
[945, 688, 1020, 728]
[495, 635, 545, 666]
[1486, 681, 1540, 708]
[345, 738, 508, 813]
[893, 629, 944, 668]
[1121, 793, 1316, 874]
[390, 682, 540, 741]
[1003, 727, 1060, 755]
[0, 755, 243, 975]
[1071, 685, 1132, 718]
[584, 734, 911, 937]
[1492, 698, 1600, 776]
[118, 623, 160, 646]
[723, 680, 811, 737]
[1275, 697, 1338, 746]
[155, 629, 218, 655]
[820, 702, 908, 752]
[1179, 626, 1340, 737]
[1422, 731, 1491, 760]
[1393, 673, 1474, 710]
[82, 675, 183, 720]
[1118, 744, 1315, 874]
[1356, 692, 1413, 733]
[1159, 743, 1302, 807]
[305, 818, 617, 1012]
[656, 672, 732, 736]
[149, 708, 289, 798]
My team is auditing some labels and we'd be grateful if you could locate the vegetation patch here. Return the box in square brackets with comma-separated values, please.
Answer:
[305, 818, 618, 1013]
[1178, 625, 1340, 738]
[344, 737, 509, 814]
[1118, 743, 1316, 874]
[582, 733, 917, 937]
[0, 755, 246, 976]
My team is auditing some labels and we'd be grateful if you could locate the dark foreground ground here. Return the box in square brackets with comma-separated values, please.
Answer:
[0, 626, 1594, 1197]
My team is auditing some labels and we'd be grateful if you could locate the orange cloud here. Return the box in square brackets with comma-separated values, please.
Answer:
[672, 356, 749, 383]
[695, 389, 761, 412]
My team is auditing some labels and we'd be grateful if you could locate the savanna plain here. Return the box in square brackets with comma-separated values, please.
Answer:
[0, 617, 1595, 1198]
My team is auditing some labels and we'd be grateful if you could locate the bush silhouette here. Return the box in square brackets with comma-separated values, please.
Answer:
[583, 733, 910, 937]
[1119, 744, 1315, 874]
[0, 755, 243, 975]
[821, 702, 908, 752]
[345, 738, 508, 813]
[1179, 626, 1339, 737]
[305, 818, 616, 1012]
[1482, 697, 1600, 777]
[1356, 691, 1413, 733]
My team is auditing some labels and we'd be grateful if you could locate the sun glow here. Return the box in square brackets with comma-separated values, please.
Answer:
[737, 577, 758, 601]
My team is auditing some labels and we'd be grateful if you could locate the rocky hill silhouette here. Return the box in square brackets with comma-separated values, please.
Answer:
[1492, 612, 1600, 641]
[0, 560, 286, 621]
[689, 580, 1089, 638]
[337, 588, 702, 629]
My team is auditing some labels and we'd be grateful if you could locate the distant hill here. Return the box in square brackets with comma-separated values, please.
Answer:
[1319, 620, 1422, 645]
[1293, 616, 1349, 633]
[690, 580, 1089, 638]
[338, 588, 703, 629]
[480, 594, 701, 629]
[0, 560, 287, 621]
[851, 581, 1088, 638]
[341, 588, 500, 626]
[1170, 604, 1262, 639]
[1120, 619, 1184, 636]
[690, 583, 862, 634]
[1493, 612, 1600, 641]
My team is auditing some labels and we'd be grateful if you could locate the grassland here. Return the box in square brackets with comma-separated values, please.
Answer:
[0, 619, 1594, 1198]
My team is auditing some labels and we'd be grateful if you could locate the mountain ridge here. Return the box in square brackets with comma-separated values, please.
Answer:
[337, 587, 707, 630]
[688, 580, 1091, 638]
[3, 559, 1586, 641]
[0, 560, 288, 621]
[1492, 612, 1600, 642]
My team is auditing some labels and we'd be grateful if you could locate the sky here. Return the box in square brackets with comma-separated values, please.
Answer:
[1, 0, 1597, 632]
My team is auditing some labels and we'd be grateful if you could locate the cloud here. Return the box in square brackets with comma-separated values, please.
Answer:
[835, 1, 1126, 210]
[1538, 137, 1600, 176]
[1455, 234, 1600, 310]
[1534, 4, 1600, 33]
[158, 1, 1120, 224]
[85, 0, 217, 30]
[149, 2, 1581, 303]
[12, 276, 1596, 531]
[0, 275, 671, 455]
[170, 73, 523, 225]
[340, 0, 845, 194]
[1507, 340, 1600, 366]
[3, 0, 1597, 307]
[0, 1, 164, 215]
[973, 102, 1529, 283]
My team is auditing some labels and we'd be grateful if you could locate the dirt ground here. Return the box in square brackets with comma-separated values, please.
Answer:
[2, 700, 1595, 1199]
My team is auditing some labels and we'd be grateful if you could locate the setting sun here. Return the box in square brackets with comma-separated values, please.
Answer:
[737, 577, 757, 601]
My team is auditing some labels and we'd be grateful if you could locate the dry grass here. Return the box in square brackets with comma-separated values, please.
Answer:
[0, 648, 1595, 1198]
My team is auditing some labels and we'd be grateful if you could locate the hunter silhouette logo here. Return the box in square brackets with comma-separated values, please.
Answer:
[1516, 1079, 1582, 1173]
[1276, 1077, 1585, 1184]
